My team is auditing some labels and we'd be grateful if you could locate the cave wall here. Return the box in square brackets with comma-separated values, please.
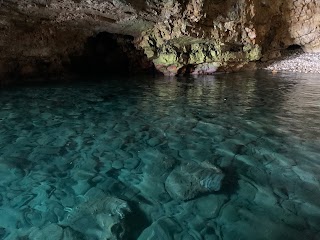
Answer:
[0, 23, 90, 80]
[69, 32, 153, 75]
[136, 0, 320, 75]
[0, 0, 319, 79]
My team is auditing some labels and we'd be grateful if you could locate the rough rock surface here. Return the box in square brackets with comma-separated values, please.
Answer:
[60, 195, 131, 239]
[165, 161, 224, 200]
[137, 217, 181, 240]
[0, 0, 319, 79]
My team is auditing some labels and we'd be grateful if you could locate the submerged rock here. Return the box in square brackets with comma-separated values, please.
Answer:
[138, 217, 182, 240]
[60, 196, 131, 239]
[137, 149, 177, 201]
[28, 224, 63, 240]
[165, 161, 224, 200]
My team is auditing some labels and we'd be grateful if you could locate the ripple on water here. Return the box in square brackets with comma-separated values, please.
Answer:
[0, 71, 320, 239]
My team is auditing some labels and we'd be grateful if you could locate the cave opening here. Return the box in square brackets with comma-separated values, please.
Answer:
[286, 44, 302, 51]
[69, 32, 154, 77]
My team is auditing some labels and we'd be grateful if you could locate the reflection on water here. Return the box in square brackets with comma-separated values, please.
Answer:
[0, 70, 319, 240]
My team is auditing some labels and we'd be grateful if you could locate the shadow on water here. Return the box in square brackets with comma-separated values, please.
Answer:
[0, 227, 6, 239]
[123, 202, 151, 240]
[219, 165, 240, 196]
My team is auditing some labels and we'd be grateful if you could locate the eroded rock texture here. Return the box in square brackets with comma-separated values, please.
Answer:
[0, 0, 319, 78]
[165, 161, 224, 200]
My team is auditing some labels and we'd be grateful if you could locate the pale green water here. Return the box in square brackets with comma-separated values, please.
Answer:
[0, 71, 319, 240]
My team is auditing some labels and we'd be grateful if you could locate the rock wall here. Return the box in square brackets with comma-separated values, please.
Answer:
[0, 23, 90, 80]
[0, 0, 319, 79]
[286, 0, 320, 52]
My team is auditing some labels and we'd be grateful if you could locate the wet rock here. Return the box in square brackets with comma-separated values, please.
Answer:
[165, 161, 224, 200]
[112, 160, 124, 170]
[154, 64, 181, 76]
[60, 196, 131, 240]
[123, 158, 139, 170]
[62, 227, 85, 240]
[190, 62, 220, 75]
[194, 194, 228, 219]
[138, 149, 176, 177]
[136, 149, 176, 201]
[28, 224, 63, 240]
[1, 0, 320, 80]
[138, 217, 182, 240]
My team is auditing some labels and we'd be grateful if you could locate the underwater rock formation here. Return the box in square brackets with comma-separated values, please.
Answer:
[28, 224, 64, 240]
[137, 217, 181, 240]
[60, 196, 131, 239]
[0, 0, 319, 78]
[165, 161, 225, 200]
[136, 149, 176, 201]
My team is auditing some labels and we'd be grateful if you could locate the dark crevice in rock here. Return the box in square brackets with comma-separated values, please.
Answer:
[0, 0, 319, 82]
[69, 32, 131, 75]
[177, 64, 196, 76]
[68, 32, 155, 77]
[227, 43, 244, 53]
[286, 44, 302, 51]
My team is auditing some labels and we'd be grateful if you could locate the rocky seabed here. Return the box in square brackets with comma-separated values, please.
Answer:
[0, 75, 320, 239]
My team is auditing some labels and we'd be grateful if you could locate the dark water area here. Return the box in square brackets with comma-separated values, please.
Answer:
[0, 70, 319, 239]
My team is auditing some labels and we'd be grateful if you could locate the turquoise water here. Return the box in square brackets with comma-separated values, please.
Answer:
[0, 71, 320, 240]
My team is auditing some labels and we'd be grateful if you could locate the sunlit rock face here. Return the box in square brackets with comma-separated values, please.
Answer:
[0, 0, 319, 78]
[285, 0, 320, 53]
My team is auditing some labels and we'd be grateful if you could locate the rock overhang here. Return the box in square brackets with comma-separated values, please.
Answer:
[0, 0, 319, 79]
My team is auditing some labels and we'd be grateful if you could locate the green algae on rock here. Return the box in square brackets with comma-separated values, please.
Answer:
[0, 0, 319, 79]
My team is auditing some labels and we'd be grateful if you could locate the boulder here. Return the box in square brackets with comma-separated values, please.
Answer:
[165, 161, 224, 200]
[60, 196, 131, 240]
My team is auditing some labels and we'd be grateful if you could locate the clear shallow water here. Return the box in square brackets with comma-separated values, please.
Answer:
[0, 70, 320, 240]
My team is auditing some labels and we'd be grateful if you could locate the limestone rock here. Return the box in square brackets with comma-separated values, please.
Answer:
[136, 149, 176, 201]
[60, 196, 131, 239]
[165, 161, 224, 201]
[138, 217, 181, 240]
[190, 62, 220, 75]
[0, 0, 319, 79]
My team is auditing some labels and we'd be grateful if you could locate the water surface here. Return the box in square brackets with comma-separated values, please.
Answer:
[0, 71, 319, 239]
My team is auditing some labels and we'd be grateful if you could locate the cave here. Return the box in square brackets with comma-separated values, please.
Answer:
[0, 1, 320, 240]
[69, 32, 155, 77]
[286, 44, 302, 51]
